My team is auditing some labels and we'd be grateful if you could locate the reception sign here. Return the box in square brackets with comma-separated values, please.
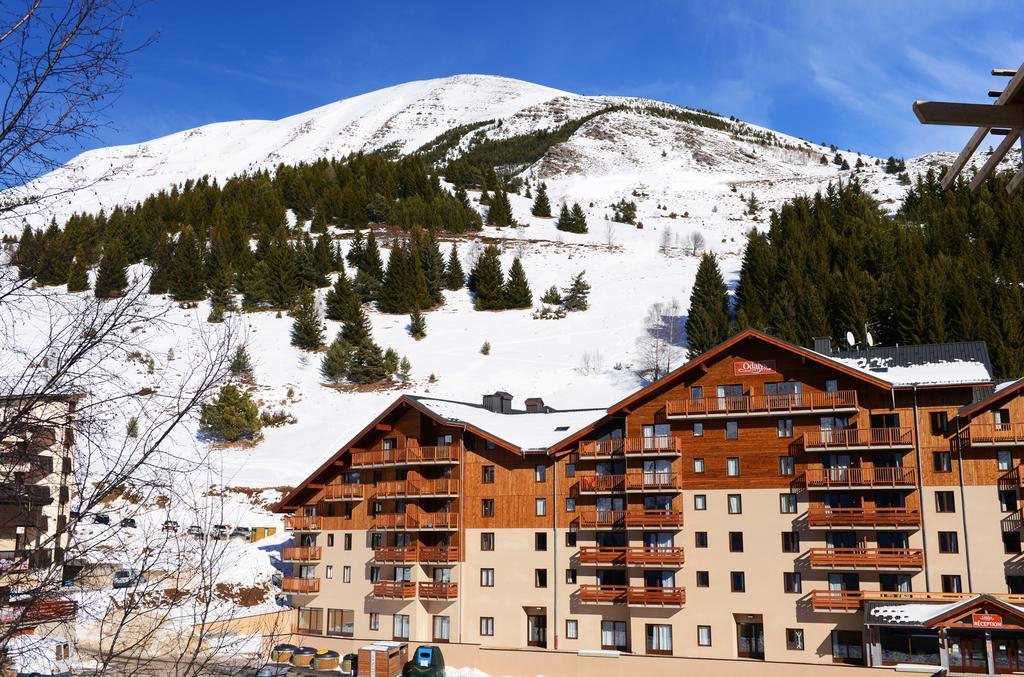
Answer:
[972, 613, 1003, 628]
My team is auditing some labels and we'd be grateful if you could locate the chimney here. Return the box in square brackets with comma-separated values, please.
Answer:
[813, 336, 833, 356]
[482, 391, 513, 414]
[524, 397, 546, 413]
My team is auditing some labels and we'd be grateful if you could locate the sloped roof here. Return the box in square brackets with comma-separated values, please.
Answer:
[866, 594, 1024, 627]
[959, 376, 1024, 419]
[829, 341, 993, 387]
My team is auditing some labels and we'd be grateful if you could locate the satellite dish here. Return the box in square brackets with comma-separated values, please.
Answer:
[866, 331, 875, 347]
[845, 331, 856, 348]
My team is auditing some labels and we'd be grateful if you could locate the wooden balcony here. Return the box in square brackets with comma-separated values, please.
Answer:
[418, 546, 460, 563]
[578, 546, 684, 566]
[803, 427, 914, 451]
[373, 581, 416, 599]
[372, 546, 459, 563]
[283, 515, 320, 531]
[322, 483, 364, 501]
[0, 599, 77, 626]
[803, 467, 918, 489]
[577, 437, 682, 459]
[373, 477, 458, 498]
[576, 472, 680, 494]
[573, 509, 684, 530]
[965, 422, 1024, 447]
[281, 546, 321, 562]
[578, 584, 685, 607]
[351, 444, 461, 468]
[372, 513, 418, 530]
[808, 547, 924, 570]
[418, 581, 458, 600]
[282, 577, 320, 594]
[665, 390, 858, 419]
[371, 511, 458, 531]
[808, 506, 921, 529]
[812, 589, 1024, 612]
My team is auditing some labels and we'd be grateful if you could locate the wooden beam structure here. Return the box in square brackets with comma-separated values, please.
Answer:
[914, 62, 1024, 193]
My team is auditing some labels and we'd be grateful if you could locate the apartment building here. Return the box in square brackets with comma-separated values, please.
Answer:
[277, 329, 1024, 673]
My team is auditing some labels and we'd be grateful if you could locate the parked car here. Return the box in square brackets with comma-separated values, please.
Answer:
[186, 525, 204, 538]
[162, 520, 179, 532]
[92, 513, 110, 525]
[119, 517, 137, 529]
[112, 568, 144, 589]
[210, 524, 229, 539]
[229, 526, 251, 540]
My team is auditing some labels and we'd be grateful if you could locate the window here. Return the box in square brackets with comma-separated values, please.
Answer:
[565, 532, 577, 547]
[296, 607, 323, 634]
[482, 465, 495, 483]
[566, 619, 579, 639]
[601, 620, 628, 651]
[933, 451, 952, 473]
[565, 497, 576, 512]
[695, 531, 708, 548]
[691, 385, 703, 399]
[535, 569, 548, 588]
[779, 456, 795, 476]
[782, 531, 800, 553]
[535, 532, 547, 551]
[480, 617, 494, 637]
[726, 421, 739, 440]
[535, 464, 547, 482]
[780, 493, 797, 514]
[369, 612, 379, 631]
[369, 566, 380, 582]
[935, 491, 955, 513]
[565, 463, 576, 477]
[565, 568, 578, 584]
[825, 379, 838, 393]
[433, 615, 450, 643]
[727, 457, 740, 476]
[777, 419, 794, 438]
[999, 451, 1014, 471]
[535, 498, 547, 516]
[831, 630, 864, 665]
[729, 532, 744, 552]
[482, 499, 494, 517]
[480, 568, 494, 587]
[731, 571, 746, 592]
[693, 494, 707, 510]
[327, 608, 354, 637]
[393, 614, 410, 640]
[697, 625, 712, 647]
[693, 457, 705, 473]
[342, 565, 351, 583]
[327, 534, 334, 547]
[786, 628, 805, 650]
[1004, 531, 1022, 554]
[930, 411, 950, 434]
[646, 624, 673, 655]
[938, 531, 959, 554]
[693, 422, 704, 437]
[728, 494, 742, 514]
[481, 532, 495, 551]
[342, 533, 351, 550]
[1001, 489, 1018, 513]
[941, 575, 962, 593]
[696, 570, 710, 587]
[784, 572, 802, 593]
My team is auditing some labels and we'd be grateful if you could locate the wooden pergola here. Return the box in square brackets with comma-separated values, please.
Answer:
[913, 62, 1024, 193]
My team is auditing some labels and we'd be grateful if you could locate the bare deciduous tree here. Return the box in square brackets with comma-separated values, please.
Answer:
[635, 299, 683, 381]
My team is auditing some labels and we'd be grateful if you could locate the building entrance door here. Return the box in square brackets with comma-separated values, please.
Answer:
[527, 614, 547, 648]
[737, 622, 765, 660]
[949, 633, 989, 674]
[994, 635, 1024, 673]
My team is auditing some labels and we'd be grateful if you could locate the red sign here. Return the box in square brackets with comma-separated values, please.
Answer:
[734, 359, 777, 376]
[972, 613, 1003, 628]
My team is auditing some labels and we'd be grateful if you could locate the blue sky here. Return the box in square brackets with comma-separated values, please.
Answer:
[83, 0, 1023, 160]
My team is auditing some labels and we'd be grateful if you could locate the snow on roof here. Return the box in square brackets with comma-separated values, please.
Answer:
[411, 396, 604, 452]
[868, 600, 964, 625]
[996, 378, 1024, 393]
[826, 341, 993, 387]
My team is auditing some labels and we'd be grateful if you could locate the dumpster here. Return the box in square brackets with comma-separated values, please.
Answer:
[403, 645, 445, 677]
[313, 648, 341, 670]
[270, 643, 296, 663]
[290, 646, 317, 668]
[341, 652, 359, 675]
[358, 642, 407, 677]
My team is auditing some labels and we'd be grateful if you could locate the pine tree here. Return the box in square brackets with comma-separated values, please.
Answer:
[419, 230, 445, 306]
[503, 257, 533, 308]
[686, 253, 731, 357]
[363, 231, 384, 279]
[531, 183, 552, 217]
[325, 269, 358, 321]
[347, 340, 389, 384]
[95, 239, 129, 299]
[66, 255, 90, 292]
[384, 347, 399, 374]
[346, 228, 365, 269]
[487, 189, 514, 227]
[229, 346, 254, 380]
[199, 384, 262, 442]
[540, 285, 562, 305]
[556, 203, 574, 232]
[148, 232, 175, 295]
[444, 244, 465, 290]
[399, 356, 412, 382]
[379, 243, 414, 314]
[735, 230, 774, 330]
[472, 244, 505, 310]
[569, 203, 588, 233]
[320, 334, 351, 383]
[342, 303, 373, 347]
[260, 228, 300, 308]
[562, 271, 591, 311]
[35, 222, 72, 286]
[290, 289, 325, 351]
[171, 226, 206, 301]
[410, 307, 427, 339]
[16, 224, 40, 280]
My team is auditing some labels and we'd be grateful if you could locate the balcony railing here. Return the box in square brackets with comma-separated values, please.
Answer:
[281, 546, 321, 562]
[372, 546, 459, 563]
[808, 547, 924, 569]
[351, 444, 461, 468]
[419, 546, 460, 563]
[803, 427, 914, 451]
[322, 483, 364, 501]
[579, 546, 685, 566]
[576, 472, 679, 494]
[577, 437, 683, 458]
[966, 422, 1024, 447]
[282, 577, 320, 594]
[803, 467, 918, 489]
[573, 509, 684, 530]
[665, 390, 858, 418]
[578, 584, 685, 606]
[418, 581, 458, 599]
[811, 589, 1024, 612]
[0, 599, 77, 626]
[808, 506, 921, 528]
[373, 581, 416, 599]
[0, 549, 53, 572]
[0, 453, 54, 475]
[373, 477, 458, 498]
[372, 511, 458, 531]
[283, 515, 320, 531]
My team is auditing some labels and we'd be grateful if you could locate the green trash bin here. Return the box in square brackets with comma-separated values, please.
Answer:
[403, 645, 445, 677]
